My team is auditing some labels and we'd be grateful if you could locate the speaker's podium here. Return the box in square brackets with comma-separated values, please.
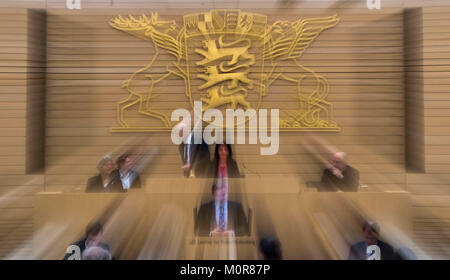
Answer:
[34, 177, 412, 260]
[191, 202, 254, 260]
[187, 236, 257, 260]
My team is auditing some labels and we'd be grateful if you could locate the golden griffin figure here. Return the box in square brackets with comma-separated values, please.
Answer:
[109, 10, 340, 132]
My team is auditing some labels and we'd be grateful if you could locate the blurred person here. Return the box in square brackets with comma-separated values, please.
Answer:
[113, 152, 141, 190]
[395, 246, 418, 260]
[279, 0, 300, 5]
[176, 110, 210, 178]
[196, 183, 248, 237]
[82, 246, 112, 260]
[108, 136, 158, 175]
[207, 144, 241, 179]
[347, 221, 395, 260]
[303, 133, 340, 167]
[85, 155, 124, 192]
[320, 152, 359, 192]
[258, 237, 283, 260]
[63, 222, 111, 260]
[137, 205, 186, 260]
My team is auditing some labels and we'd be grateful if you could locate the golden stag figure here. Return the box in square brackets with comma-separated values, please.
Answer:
[109, 13, 187, 128]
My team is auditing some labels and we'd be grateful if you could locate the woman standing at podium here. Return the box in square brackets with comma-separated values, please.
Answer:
[207, 144, 241, 180]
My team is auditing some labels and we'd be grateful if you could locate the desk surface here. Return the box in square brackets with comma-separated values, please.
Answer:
[45, 176, 408, 194]
[34, 191, 412, 260]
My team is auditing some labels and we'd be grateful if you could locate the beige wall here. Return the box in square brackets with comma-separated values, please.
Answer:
[404, 7, 450, 260]
[0, 8, 45, 259]
[0, 8, 28, 176]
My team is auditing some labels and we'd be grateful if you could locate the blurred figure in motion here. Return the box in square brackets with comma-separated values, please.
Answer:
[114, 152, 141, 190]
[86, 155, 124, 193]
[395, 246, 418, 260]
[278, 0, 299, 6]
[347, 221, 395, 260]
[258, 237, 283, 260]
[82, 246, 112, 260]
[176, 110, 210, 178]
[320, 152, 359, 192]
[63, 222, 111, 260]
[196, 183, 248, 237]
[304, 134, 358, 192]
[207, 144, 241, 179]
[137, 205, 186, 260]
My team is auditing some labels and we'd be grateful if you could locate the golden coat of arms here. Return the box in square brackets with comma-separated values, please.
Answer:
[109, 10, 340, 132]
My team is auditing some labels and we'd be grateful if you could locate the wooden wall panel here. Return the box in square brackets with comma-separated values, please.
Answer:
[404, 6, 450, 260]
[404, 7, 425, 172]
[423, 7, 450, 174]
[0, 8, 46, 260]
[0, 8, 28, 175]
[0, 8, 45, 174]
[26, 9, 46, 173]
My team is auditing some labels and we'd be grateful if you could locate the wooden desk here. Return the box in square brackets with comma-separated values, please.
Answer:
[34, 179, 412, 260]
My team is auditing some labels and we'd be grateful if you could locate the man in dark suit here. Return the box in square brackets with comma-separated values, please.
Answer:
[63, 222, 111, 260]
[320, 152, 360, 192]
[179, 136, 211, 178]
[196, 183, 249, 237]
[175, 110, 211, 178]
[114, 152, 141, 190]
[258, 237, 283, 260]
[395, 246, 418, 260]
[347, 221, 395, 260]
